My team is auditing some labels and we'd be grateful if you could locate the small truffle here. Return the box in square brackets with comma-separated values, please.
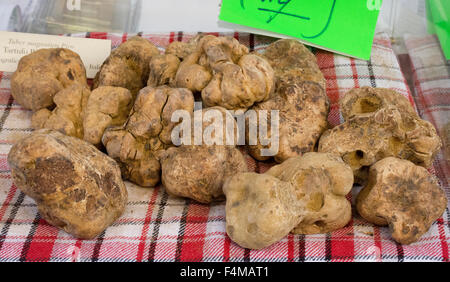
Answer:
[31, 82, 90, 139]
[356, 157, 447, 244]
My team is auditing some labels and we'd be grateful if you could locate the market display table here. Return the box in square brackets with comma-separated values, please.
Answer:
[0, 32, 448, 262]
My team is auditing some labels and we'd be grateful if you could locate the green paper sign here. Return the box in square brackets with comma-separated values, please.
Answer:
[219, 0, 382, 60]
[426, 0, 450, 60]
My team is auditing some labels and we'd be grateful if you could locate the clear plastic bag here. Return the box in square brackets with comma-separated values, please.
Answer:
[19, 0, 142, 34]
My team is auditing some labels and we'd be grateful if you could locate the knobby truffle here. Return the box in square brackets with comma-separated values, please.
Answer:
[246, 39, 329, 163]
[356, 157, 447, 244]
[102, 86, 195, 187]
[11, 48, 88, 111]
[93, 36, 160, 96]
[224, 152, 353, 249]
[319, 87, 441, 184]
[160, 107, 248, 203]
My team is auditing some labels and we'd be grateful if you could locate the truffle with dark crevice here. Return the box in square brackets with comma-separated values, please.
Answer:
[8, 129, 127, 239]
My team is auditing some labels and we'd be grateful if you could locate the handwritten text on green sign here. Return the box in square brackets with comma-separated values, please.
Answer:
[220, 0, 382, 60]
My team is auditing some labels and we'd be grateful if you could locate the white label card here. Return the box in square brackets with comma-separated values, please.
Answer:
[0, 31, 111, 78]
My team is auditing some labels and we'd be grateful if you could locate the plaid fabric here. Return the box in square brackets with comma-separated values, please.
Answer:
[404, 34, 450, 192]
[0, 32, 448, 262]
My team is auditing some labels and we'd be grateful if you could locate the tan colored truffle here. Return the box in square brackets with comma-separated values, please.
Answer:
[31, 82, 90, 139]
[267, 153, 354, 234]
[245, 39, 329, 163]
[263, 39, 325, 91]
[7, 129, 127, 239]
[223, 172, 302, 250]
[340, 87, 417, 121]
[201, 53, 275, 110]
[173, 35, 275, 110]
[83, 86, 133, 147]
[162, 145, 248, 203]
[102, 86, 195, 187]
[247, 81, 329, 163]
[223, 152, 353, 249]
[147, 54, 180, 87]
[93, 36, 160, 96]
[165, 34, 205, 60]
[319, 88, 442, 183]
[11, 48, 87, 111]
[160, 106, 248, 203]
[356, 157, 447, 244]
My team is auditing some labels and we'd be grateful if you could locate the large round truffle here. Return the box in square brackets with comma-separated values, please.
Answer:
[160, 106, 248, 203]
[11, 48, 87, 111]
[267, 153, 354, 235]
[8, 129, 128, 239]
[263, 39, 326, 91]
[223, 172, 302, 250]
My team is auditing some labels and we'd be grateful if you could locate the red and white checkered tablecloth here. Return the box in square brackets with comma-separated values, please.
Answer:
[404, 34, 450, 186]
[0, 32, 448, 262]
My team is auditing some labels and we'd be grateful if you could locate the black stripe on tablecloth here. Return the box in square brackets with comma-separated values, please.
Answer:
[0, 128, 33, 132]
[19, 212, 41, 262]
[177, 31, 183, 42]
[0, 95, 14, 130]
[325, 233, 332, 261]
[367, 60, 377, 88]
[0, 192, 26, 252]
[147, 191, 169, 262]
[396, 242, 405, 262]
[447, 208, 450, 230]
[91, 230, 106, 262]
[243, 248, 250, 262]
[298, 234, 305, 262]
[174, 199, 190, 262]
[249, 33, 255, 52]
